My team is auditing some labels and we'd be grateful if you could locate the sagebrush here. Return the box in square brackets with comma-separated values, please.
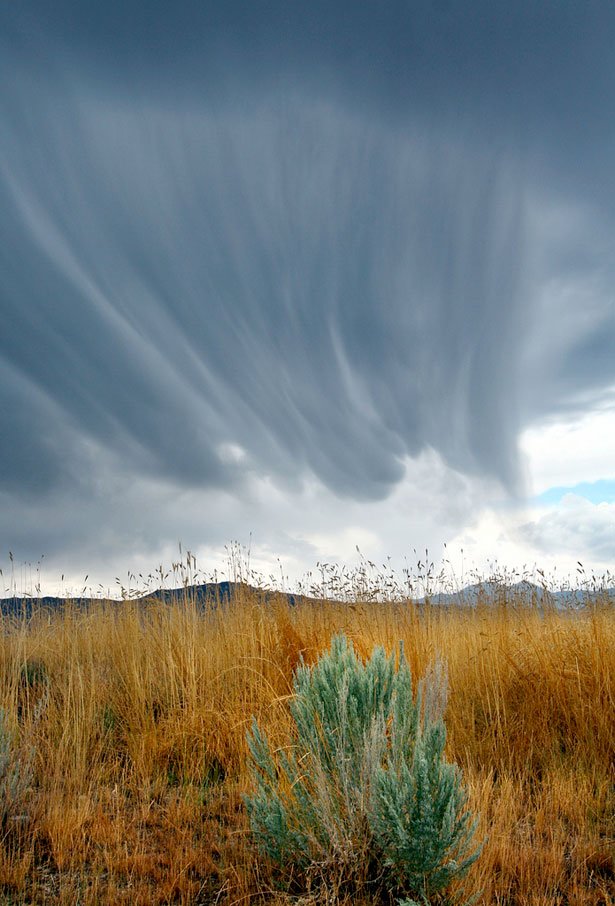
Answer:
[246, 634, 482, 904]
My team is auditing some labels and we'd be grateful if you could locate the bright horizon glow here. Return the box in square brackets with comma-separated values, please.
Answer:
[4, 406, 615, 598]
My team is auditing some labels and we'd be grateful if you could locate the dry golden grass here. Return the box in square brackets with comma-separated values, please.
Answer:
[0, 584, 612, 904]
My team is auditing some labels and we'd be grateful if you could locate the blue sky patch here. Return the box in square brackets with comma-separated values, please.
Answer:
[537, 479, 615, 506]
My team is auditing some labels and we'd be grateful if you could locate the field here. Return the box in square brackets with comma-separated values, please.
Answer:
[0, 572, 612, 905]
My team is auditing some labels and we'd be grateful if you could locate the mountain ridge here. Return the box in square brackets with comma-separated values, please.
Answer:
[1, 578, 613, 615]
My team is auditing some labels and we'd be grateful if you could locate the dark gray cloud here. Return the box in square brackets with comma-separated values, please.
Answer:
[5, 2, 614, 125]
[0, 85, 527, 498]
[1, 2, 615, 575]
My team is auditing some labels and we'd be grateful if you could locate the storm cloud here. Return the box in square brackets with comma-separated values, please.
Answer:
[1, 2, 615, 580]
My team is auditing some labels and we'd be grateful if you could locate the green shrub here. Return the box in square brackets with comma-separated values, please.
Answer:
[246, 634, 481, 904]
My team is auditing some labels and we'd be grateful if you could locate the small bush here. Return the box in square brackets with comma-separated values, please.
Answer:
[246, 634, 481, 904]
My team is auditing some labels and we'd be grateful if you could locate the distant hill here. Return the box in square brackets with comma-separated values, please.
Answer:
[0, 581, 308, 617]
[425, 579, 615, 608]
[136, 581, 308, 608]
[1, 578, 613, 617]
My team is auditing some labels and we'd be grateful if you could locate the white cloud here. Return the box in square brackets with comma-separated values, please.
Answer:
[441, 492, 615, 587]
[515, 494, 615, 565]
[520, 399, 615, 494]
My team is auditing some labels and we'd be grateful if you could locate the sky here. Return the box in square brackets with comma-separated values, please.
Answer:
[1, 1, 615, 596]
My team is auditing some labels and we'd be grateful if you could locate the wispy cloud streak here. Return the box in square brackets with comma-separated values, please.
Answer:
[1, 92, 527, 497]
